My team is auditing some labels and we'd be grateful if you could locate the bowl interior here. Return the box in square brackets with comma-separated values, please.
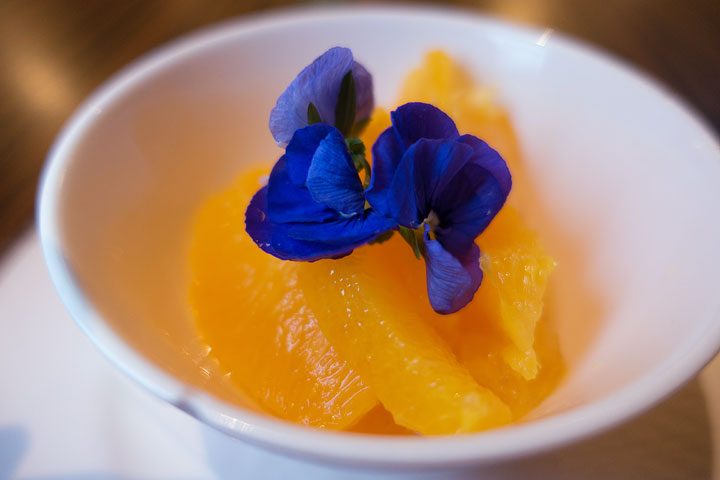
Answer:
[42, 7, 720, 464]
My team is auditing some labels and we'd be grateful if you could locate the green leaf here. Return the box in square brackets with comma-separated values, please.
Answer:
[369, 230, 395, 245]
[334, 71, 356, 136]
[307, 102, 322, 125]
[352, 153, 371, 188]
[351, 117, 371, 137]
[346, 137, 366, 155]
[345, 139, 370, 186]
[398, 226, 424, 259]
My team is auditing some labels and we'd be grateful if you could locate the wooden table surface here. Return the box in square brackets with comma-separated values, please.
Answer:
[1, 0, 718, 258]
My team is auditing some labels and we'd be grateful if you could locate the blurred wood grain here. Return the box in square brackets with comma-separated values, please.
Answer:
[1, 0, 718, 257]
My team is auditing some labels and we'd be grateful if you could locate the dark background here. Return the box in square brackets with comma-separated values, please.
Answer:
[1, 0, 718, 258]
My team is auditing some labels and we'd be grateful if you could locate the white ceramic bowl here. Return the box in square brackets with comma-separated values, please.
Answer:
[38, 5, 720, 470]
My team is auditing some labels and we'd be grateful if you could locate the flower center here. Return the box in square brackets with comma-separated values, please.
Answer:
[423, 210, 440, 241]
[424, 210, 440, 231]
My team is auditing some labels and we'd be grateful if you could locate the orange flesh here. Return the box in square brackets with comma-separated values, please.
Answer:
[189, 51, 564, 434]
[299, 237, 513, 434]
[189, 167, 377, 428]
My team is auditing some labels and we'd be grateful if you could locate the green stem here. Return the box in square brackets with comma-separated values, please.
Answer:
[398, 226, 425, 259]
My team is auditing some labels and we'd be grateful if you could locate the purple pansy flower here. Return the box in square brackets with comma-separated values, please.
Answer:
[246, 124, 394, 261]
[367, 103, 512, 314]
[269, 47, 374, 146]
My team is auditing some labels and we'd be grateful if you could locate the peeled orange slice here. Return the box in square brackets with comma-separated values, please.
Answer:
[189, 167, 378, 428]
[299, 238, 512, 435]
[454, 309, 564, 418]
[473, 206, 557, 380]
[398, 50, 522, 176]
[451, 210, 561, 417]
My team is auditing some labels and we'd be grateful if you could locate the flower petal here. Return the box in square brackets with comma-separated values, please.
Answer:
[388, 138, 474, 227]
[387, 147, 421, 227]
[365, 126, 404, 215]
[352, 61, 374, 123]
[457, 134, 512, 197]
[285, 124, 337, 186]
[267, 156, 337, 224]
[390, 102, 459, 149]
[306, 128, 365, 216]
[269, 47, 374, 145]
[423, 226, 482, 314]
[434, 162, 507, 256]
[246, 186, 355, 261]
[287, 209, 395, 245]
[366, 103, 460, 216]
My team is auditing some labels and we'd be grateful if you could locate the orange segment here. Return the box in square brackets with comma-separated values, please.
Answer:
[398, 50, 474, 109]
[189, 167, 378, 429]
[455, 310, 564, 418]
[359, 107, 391, 156]
[473, 207, 557, 380]
[299, 238, 512, 435]
[398, 50, 523, 178]
[349, 405, 413, 435]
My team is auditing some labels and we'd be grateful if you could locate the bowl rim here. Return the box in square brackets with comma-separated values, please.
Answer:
[37, 4, 720, 469]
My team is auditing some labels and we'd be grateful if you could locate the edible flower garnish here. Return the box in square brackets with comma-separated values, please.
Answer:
[246, 48, 511, 314]
[246, 124, 394, 260]
[367, 103, 511, 313]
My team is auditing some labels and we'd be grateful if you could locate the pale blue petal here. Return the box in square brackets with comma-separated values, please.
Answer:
[269, 47, 375, 145]
[423, 227, 482, 314]
[352, 61, 374, 123]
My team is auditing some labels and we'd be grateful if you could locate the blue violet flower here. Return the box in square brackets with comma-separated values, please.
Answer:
[246, 124, 394, 261]
[367, 103, 512, 314]
[247, 46, 511, 316]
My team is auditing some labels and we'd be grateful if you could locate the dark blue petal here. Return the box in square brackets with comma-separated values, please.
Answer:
[306, 128, 365, 216]
[387, 146, 421, 227]
[423, 226, 482, 314]
[434, 163, 507, 256]
[267, 156, 337, 224]
[285, 124, 337, 186]
[269, 47, 374, 146]
[390, 103, 459, 149]
[367, 103, 460, 216]
[414, 139, 475, 212]
[387, 139, 474, 227]
[457, 134, 512, 197]
[352, 61, 374, 123]
[287, 210, 395, 245]
[246, 186, 355, 261]
[365, 127, 404, 215]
